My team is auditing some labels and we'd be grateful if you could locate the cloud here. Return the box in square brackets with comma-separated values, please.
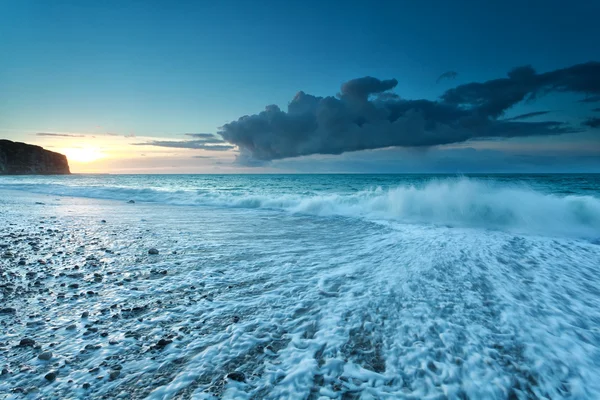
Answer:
[181, 136, 225, 144]
[441, 62, 600, 117]
[36, 132, 86, 138]
[135, 133, 234, 151]
[184, 133, 217, 138]
[133, 139, 234, 151]
[583, 117, 600, 128]
[339, 77, 399, 99]
[219, 62, 598, 165]
[504, 111, 551, 121]
[436, 71, 458, 83]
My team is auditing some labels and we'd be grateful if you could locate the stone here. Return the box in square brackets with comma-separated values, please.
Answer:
[82, 383, 91, 389]
[38, 351, 52, 361]
[18, 260, 27, 266]
[109, 370, 121, 380]
[155, 338, 172, 348]
[0, 307, 16, 314]
[81, 311, 89, 318]
[44, 371, 57, 381]
[19, 338, 36, 347]
[66, 324, 77, 330]
[226, 371, 246, 382]
[148, 248, 159, 255]
[127, 200, 135, 204]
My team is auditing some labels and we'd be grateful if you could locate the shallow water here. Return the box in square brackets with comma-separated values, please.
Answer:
[1, 174, 600, 399]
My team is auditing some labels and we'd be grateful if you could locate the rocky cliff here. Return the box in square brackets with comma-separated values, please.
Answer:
[0, 140, 70, 175]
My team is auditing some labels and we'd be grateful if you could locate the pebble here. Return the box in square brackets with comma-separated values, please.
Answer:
[18, 260, 27, 266]
[83, 383, 91, 389]
[148, 248, 159, 255]
[38, 351, 53, 361]
[155, 338, 172, 348]
[19, 338, 36, 347]
[45, 371, 57, 381]
[101, 220, 106, 223]
[226, 371, 246, 382]
[109, 370, 121, 380]
[81, 311, 89, 318]
[128, 200, 135, 204]
[0, 307, 16, 314]
[66, 324, 77, 330]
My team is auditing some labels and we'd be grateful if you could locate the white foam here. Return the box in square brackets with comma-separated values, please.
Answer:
[2, 178, 600, 238]
[1, 191, 599, 399]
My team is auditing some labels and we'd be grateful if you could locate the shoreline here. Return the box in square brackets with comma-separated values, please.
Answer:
[1, 186, 600, 398]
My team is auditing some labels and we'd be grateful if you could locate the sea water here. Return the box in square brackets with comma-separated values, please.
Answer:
[0, 174, 599, 399]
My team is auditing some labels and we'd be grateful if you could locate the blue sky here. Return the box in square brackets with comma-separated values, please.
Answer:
[1, 0, 599, 173]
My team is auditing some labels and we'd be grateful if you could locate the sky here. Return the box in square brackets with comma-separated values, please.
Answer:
[0, 0, 599, 173]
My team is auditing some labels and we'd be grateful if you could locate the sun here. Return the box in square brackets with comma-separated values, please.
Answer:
[60, 147, 105, 163]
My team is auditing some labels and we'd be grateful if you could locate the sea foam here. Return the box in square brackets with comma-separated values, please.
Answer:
[3, 178, 600, 238]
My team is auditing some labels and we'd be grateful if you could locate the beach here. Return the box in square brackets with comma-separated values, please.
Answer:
[1, 175, 600, 399]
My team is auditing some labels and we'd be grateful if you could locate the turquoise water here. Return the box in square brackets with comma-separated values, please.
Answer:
[1, 174, 600, 398]
[1, 174, 600, 238]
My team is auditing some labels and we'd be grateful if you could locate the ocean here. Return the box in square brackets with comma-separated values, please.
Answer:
[1, 174, 599, 399]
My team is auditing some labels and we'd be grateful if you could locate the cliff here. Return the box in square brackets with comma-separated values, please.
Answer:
[0, 140, 70, 175]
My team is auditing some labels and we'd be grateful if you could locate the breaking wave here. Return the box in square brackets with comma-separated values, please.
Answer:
[2, 178, 600, 237]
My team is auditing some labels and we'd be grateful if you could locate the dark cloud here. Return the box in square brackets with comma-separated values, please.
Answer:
[504, 111, 551, 121]
[184, 133, 218, 138]
[133, 139, 234, 151]
[443, 62, 600, 117]
[436, 71, 458, 84]
[135, 133, 232, 150]
[219, 62, 598, 165]
[182, 137, 224, 144]
[340, 77, 398, 100]
[583, 117, 600, 128]
[36, 132, 86, 138]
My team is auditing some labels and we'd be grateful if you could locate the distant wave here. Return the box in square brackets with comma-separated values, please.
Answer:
[3, 179, 600, 238]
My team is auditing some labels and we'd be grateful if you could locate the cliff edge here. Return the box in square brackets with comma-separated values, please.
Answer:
[0, 140, 70, 175]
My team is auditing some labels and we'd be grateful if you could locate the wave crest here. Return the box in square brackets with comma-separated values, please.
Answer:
[3, 178, 600, 237]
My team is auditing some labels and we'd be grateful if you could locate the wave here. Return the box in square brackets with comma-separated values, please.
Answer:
[2, 179, 600, 238]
